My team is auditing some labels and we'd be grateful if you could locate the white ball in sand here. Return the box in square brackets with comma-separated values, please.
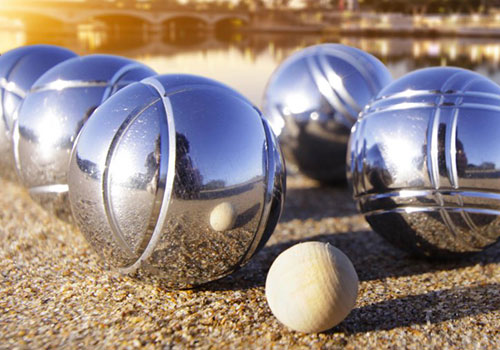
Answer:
[209, 202, 237, 231]
[265, 241, 359, 333]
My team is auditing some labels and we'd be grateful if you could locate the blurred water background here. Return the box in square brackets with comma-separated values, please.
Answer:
[2, 1, 500, 106]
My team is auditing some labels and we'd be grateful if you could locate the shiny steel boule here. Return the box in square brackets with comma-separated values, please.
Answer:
[0, 45, 77, 180]
[68, 74, 286, 288]
[263, 44, 392, 182]
[348, 66, 500, 257]
[13, 54, 156, 221]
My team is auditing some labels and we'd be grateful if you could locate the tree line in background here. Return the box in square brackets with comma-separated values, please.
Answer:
[265, 0, 499, 13]
[175, 0, 500, 14]
[20, 0, 500, 14]
[358, 0, 497, 14]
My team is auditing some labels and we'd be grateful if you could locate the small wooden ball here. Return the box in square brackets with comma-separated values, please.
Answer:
[209, 202, 236, 231]
[265, 242, 359, 333]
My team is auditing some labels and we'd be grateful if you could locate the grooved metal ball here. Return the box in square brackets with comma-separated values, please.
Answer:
[263, 44, 392, 182]
[347, 66, 500, 258]
[13, 54, 156, 221]
[68, 74, 286, 288]
[0, 45, 77, 181]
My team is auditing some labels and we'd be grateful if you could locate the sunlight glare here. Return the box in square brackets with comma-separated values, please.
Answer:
[285, 93, 310, 115]
[382, 134, 423, 185]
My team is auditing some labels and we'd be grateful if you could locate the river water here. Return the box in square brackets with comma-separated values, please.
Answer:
[2, 28, 500, 106]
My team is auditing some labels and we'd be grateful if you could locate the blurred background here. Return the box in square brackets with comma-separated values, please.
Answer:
[1, 0, 500, 105]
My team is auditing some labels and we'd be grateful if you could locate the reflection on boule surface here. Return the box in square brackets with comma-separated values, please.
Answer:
[68, 74, 286, 289]
[13, 54, 156, 221]
[0, 44, 77, 181]
[263, 43, 392, 182]
[348, 66, 500, 257]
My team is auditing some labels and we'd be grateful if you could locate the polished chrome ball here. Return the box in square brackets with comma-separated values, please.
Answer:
[263, 44, 392, 182]
[0, 45, 77, 180]
[13, 54, 156, 220]
[348, 66, 500, 257]
[68, 74, 286, 288]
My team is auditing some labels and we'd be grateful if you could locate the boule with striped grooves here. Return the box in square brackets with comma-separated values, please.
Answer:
[263, 44, 392, 182]
[13, 54, 156, 221]
[347, 66, 500, 258]
[0, 45, 77, 181]
[68, 74, 286, 289]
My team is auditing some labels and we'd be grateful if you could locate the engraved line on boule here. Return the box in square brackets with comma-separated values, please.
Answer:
[306, 55, 354, 125]
[29, 184, 69, 194]
[0, 78, 26, 99]
[454, 75, 494, 243]
[102, 96, 163, 258]
[427, 96, 441, 190]
[11, 118, 23, 182]
[357, 188, 500, 202]
[361, 194, 500, 246]
[439, 205, 476, 250]
[359, 118, 369, 195]
[4, 54, 24, 85]
[239, 118, 276, 266]
[440, 70, 466, 94]
[376, 89, 500, 103]
[366, 205, 500, 249]
[456, 75, 485, 94]
[352, 119, 362, 194]
[317, 51, 362, 114]
[315, 51, 358, 124]
[1, 55, 29, 133]
[120, 78, 177, 274]
[3, 51, 28, 98]
[136, 102, 169, 258]
[101, 63, 148, 103]
[455, 193, 495, 245]
[369, 101, 500, 115]
[1, 51, 28, 130]
[370, 102, 437, 114]
[447, 107, 460, 189]
[363, 206, 500, 217]
[162, 83, 255, 108]
[351, 120, 362, 195]
[438, 72, 482, 249]
[30, 80, 110, 93]
[435, 191, 445, 207]
[377, 89, 442, 101]
[457, 195, 479, 229]
[349, 122, 360, 193]
[321, 45, 380, 95]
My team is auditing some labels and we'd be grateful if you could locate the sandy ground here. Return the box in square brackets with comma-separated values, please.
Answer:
[0, 174, 498, 349]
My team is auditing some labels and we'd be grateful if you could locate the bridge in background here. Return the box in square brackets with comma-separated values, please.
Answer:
[0, 2, 254, 31]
